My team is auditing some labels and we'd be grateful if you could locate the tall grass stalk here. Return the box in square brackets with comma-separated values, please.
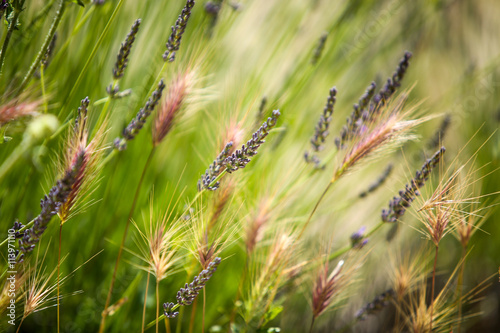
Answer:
[0, 0, 25, 76]
[100, 147, 156, 333]
[17, 0, 66, 94]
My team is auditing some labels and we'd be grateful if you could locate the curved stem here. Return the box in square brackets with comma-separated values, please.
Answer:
[141, 272, 150, 333]
[457, 245, 467, 333]
[17, 0, 67, 94]
[309, 317, 315, 333]
[57, 222, 63, 333]
[100, 147, 156, 333]
[202, 288, 206, 333]
[40, 65, 48, 113]
[298, 181, 333, 239]
[189, 298, 198, 333]
[156, 279, 160, 333]
[0, 0, 25, 76]
[0, 139, 31, 182]
[430, 245, 439, 332]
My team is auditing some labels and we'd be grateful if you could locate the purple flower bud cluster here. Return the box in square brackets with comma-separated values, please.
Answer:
[381, 147, 445, 223]
[113, 19, 141, 80]
[305, 87, 336, 168]
[310, 87, 337, 152]
[163, 0, 196, 62]
[355, 289, 395, 320]
[198, 142, 233, 191]
[114, 79, 165, 151]
[225, 110, 280, 173]
[163, 257, 221, 318]
[359, 164, 393, 198]
[370, 51, 412, 114]
[18, 150, 86, 258]
[198, 110, 280, 191]
[335, 82, 376, 149]
[350, 226, 369, 249]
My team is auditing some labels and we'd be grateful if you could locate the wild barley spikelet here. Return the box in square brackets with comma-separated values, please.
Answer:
[163, 257, 221, 318]
[152, 72, 191, 146]
[163, 0, 196, 62]
[58, 97, 105, 223]
[381, 147, 445, 223]
[198, 110, 280, 191]
[359, 164, 393, 198]
[312, 260, 345, 319]
[0, 99, 39, 125]
[114, 79, 165, 150]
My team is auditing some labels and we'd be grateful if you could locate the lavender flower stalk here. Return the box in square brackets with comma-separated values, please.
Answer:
[381, 147, 445, 223]
[225, 110, 280, 172]
[335, 82, 376, 149]
[355, 289, 395, 320]
[359, 163, 393, 198]
[305, 87, 337, 168]
[311, 32, 328, 65]
[163, 0, 196, 62]
[198, 110, 281, 191]
[163, 257, 221, 318]
[114, 79, 165, 151]
[113, 19, 141, 80]
[198, 142, 233, 191]
[18, 150, 86, 257]
[370, 51, 412, 115]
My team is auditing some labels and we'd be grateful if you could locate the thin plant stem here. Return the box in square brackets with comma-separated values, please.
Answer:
[457, 246, 467, 333]
[58, 0, 125, 118]
[40, 65, 48, 113]
[57, 222, 63, 333]
[430, 244, 439, 332]
[17, 0, 67, 94]
[202, 287, 206, 333]
[142, 272, 151, 333]
[0, 0, 25, 76]
[100, 147, 156, 333]
[156, 279, 160, 333]
[309, 317, 315, 333]
[189, 297, 198, 333]
[229, 254, 250, 331]
[298, 181, 334, 239]
[16, 316, 26, 333]
[165, 317, 171, 333]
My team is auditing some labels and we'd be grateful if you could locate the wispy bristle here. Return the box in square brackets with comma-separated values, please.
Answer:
[152, 72, 191, 146]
